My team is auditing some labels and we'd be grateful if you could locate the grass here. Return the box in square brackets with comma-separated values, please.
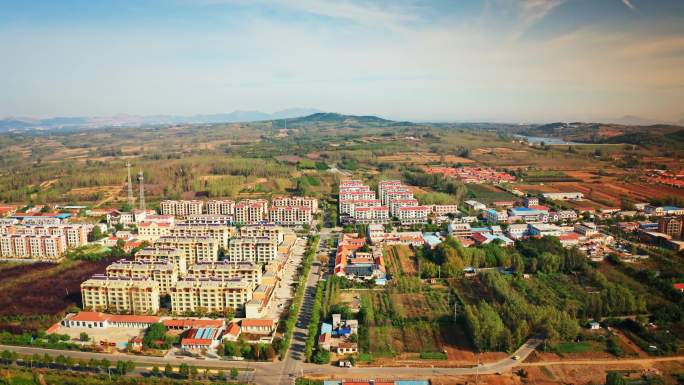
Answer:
[466, 184, 517, 204]
[552, 341, 596, 354]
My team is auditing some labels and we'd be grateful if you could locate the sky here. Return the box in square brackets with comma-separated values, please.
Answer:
[1, 0, 683, 123]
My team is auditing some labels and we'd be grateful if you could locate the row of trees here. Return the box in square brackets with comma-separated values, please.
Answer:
[463, 271, 580, 352]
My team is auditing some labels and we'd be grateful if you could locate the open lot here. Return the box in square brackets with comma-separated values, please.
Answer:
[0, 259, 113, 332]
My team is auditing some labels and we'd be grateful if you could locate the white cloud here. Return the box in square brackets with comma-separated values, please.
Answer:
[622, 0, 637, 11]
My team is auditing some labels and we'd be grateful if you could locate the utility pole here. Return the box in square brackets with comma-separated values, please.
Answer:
[126, 162, 135, 207]
[138, 171, 145, 211]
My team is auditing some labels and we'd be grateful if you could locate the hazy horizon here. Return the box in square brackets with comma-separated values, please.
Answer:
[1, 0, 683, 123]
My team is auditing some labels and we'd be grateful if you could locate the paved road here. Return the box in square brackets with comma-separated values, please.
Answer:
[277, 258, 322, 383]
[0, 338, 541, 382]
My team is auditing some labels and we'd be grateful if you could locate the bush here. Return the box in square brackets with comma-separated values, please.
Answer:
[419, 351, 448, 360]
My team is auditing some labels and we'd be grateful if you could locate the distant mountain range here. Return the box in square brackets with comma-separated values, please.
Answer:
[0, 108, 322, 132]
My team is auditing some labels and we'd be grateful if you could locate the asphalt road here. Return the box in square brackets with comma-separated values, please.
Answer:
[0, 337, 541, 381]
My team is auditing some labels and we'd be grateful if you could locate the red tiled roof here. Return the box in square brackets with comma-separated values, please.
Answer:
[46, 323, 61, 334]
[559, 233, 580, 241]
[70, 312, 108, 322]
[181, 338, 213, 346]
[674, 283, 684, 290]
[226, 323, 241, 336]
[242, 319, 275, 328]
[163, 319, 224, 328]
[108, 315, 160, 323]
[471, 233, 488, 243]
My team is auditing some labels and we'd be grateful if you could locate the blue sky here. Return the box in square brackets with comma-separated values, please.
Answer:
[1, 0, 683, 122]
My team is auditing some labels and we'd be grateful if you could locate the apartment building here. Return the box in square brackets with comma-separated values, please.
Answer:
[658, 216, 683, 238]
[234, 199, 269, 224]
[397, 206, 430, 225]
[206, 200, 235, 215]
[138, 221, 173, 240]
[0, 234, 66, 260]
[272, 196, 319, 213]
[555, 210, 578, 222]
[1, 224, 89, 249]
[339, 187, 376, 201]
[106, 259, 179, 294]
[353, 206, 389, 224]
[506, 223, 529, 239]
[227, 237, 278, 264]
[170, 223, 234, 249]
[268, 206, 313, 225]
[431, 204, 459, 217]
[45, 225, 89, 248]
[542, 192, 584, 201]
[485, 209, 509, 224]
[338, 199, 381, 216]
[155, 236, 218, 266]
[528, 223, 563, 237]
[160, 200, 204, 217]
[240, 224, 284, 244]
[389, 199, 418, 217]
[134, 247, 188, 275]
[170, 277, 253, 315]
[188, 261, 262, 289]
[81, 275, 160, 314]
[574, 222, 599, 236]
[184, 214, 233, 226]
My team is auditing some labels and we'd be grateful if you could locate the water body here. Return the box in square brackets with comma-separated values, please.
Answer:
[515, 135, 580, 145]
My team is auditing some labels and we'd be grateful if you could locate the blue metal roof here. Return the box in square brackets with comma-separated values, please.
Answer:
[321, 323, 333, 334]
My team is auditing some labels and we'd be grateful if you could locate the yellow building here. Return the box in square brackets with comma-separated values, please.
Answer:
[170, 278, 252, 315]
[187, 261, 262, 289]
[81, 275, 160, 315]
[155, 236, 218, 266]
[134, 247, 188, 275]
[227, 237, 278, 264]
[106, 259, 179, 294]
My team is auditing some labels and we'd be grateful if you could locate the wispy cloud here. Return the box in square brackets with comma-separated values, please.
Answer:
[519, 0, 567, 25]
[622, 0, 637, 11]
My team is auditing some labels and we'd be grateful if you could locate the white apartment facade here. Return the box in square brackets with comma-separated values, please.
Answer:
[160, 200, 204, 217]
[206, 200, 235, 215]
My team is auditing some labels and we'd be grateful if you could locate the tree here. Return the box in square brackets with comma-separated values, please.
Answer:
[0, 350, 17, 364]
[313, 349, 331, 364]
[151, 366, 160, 377]
[79, 332, 90, 342]
[99, 358, 110, 373]
[230, 368, 239, 380]
[164, 363, 173, 377]
[217, 370, 226, 381]
[606, 372, 626, 385]
[179, 363, 190, 379]
[190, 366, 198, 379]
[88, 226, 105, 242]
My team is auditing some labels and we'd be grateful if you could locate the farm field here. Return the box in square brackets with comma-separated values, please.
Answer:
[383, 245, 418, 276]
[466, 183, 518, 204]
[376, 152, 474, 165]
[515, 174, 684, 207]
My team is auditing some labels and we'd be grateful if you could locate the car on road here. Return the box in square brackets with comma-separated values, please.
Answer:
[511, 355, 520, 360]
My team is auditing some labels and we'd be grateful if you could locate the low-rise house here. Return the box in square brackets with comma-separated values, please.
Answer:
[223, 323, 241, 341]
[241, 319, 277, 335]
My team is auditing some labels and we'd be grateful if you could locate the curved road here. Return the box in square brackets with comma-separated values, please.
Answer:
[0, 338, 541, 384]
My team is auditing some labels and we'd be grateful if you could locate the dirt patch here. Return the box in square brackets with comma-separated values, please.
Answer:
[0, 259, 114, 332]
